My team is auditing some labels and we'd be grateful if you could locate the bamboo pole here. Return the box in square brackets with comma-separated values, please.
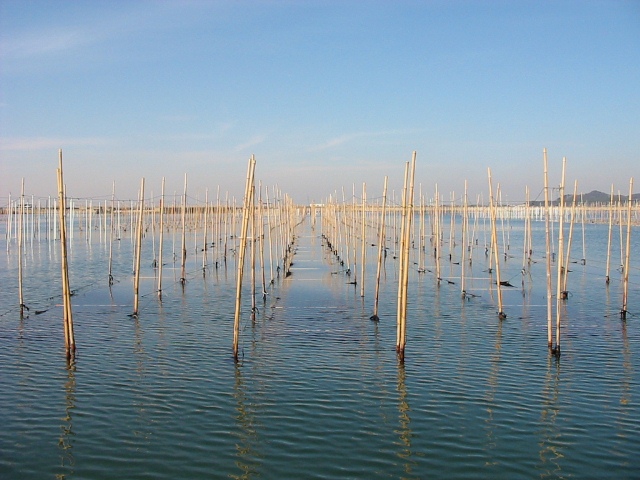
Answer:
[605, 184, 614, 284]
[233, 155, 256, 360]
[434, 184, 441, 283]
[461, 180, 468, 297]
[371, 176, 388, 321]
[553, 157, 567, 356]
[18, 179, 25, 316]
[360, 182, 366, 297]
[562, 179, 578, 297]
[487, 169, 506, 319]
[202, 188, 209, 273]
[258, 184, 267, 298]
[398, 151, 417, 361]
[250, 185, 257, 320]
[133, 178, 145, 317]
[108, 182, 115, 285]
[580, 193, 586, 265]
[158, 177, 165, 298]
[543, 149, 553, 349]
[522, 186, 530, 287]
[396, 161, 410, 353]
[266, 187, 275, 284]
[180, 174, 187, 285]
[57, 149, 75, 357]
[621, 178, 634, 319]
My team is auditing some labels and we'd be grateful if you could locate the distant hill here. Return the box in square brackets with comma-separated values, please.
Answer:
[530, 190, 640, 206]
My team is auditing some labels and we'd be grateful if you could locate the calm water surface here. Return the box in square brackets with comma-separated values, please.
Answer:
[1, 214, 639, 479]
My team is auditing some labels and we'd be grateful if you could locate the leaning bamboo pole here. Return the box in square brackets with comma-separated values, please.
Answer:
[370, 176, 388, 321]
[233, 155, 256, 360]
[487, 169, 506, 319]
[57, 149, 75, 357]
[621, 178, 634, 319]
[553, 158, 567, 355]
[133, 178, 145, 317]
[562, 179, 578, 297]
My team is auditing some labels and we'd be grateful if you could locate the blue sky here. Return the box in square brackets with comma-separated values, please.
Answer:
[1, 0, 639, 205]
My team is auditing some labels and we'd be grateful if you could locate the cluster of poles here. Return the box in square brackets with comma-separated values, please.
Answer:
[9, 151, 305, 361]
[317, 149, 635, 361]
[5, 149, 637, 362]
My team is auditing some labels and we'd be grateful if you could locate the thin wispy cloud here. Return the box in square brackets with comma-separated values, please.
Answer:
[310, 129, 422, 152]
[0, 3, 204, 62]
[0, 136, 107, 151]
[234, 134, 267, 153]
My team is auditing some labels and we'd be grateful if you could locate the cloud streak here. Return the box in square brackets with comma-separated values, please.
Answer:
[0, 136, 107, 151]
[310, 128, 422, 152]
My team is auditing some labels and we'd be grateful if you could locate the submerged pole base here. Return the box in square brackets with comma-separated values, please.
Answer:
[397, 347, 405, 363]
[620, 309, 628, 320]
[550, 344, 561, 358]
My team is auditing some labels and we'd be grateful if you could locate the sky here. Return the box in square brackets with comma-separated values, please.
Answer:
[1, 0, 639, 206]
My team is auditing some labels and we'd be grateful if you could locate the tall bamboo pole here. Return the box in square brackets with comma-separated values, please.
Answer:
[371, 176, 388, 321]
[180, 174, 187, 284]
[18, 178, 25, 316]
[621, 178, 634, 319]
[580, 193, 586, 265]
[158, 177, 165, 298]
[258, 184, 267, 298]
[562, 179, 578, 297]
[396, 162, 410, 352]
[487, 169, 505, 319]
[133, 178, 145, 317]
[202, 188, 209, 273]
[233, 156, 256, 360]
[57, 149, 75, 356]
[461, 180, 468, 296]
[553, 157, 567, 355]
[398, 152, 417, 361]
[360, 182, 366, 297]
[108, 181, 115, 285]
[434, 184, 441, 282]
[250, 185, 257, 320]
[543, 149, 553, 349]
[605, 184, 614, 284]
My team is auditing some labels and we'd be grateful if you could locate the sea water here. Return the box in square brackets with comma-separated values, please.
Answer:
[0, 213, 638, 479]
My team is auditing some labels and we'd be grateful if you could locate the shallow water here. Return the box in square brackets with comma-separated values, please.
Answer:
[1, 214, 639, 479]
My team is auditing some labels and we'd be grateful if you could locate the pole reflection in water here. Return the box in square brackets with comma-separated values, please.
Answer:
[538, 356, 562, 478]
[618, 322, 632, 439]
[232, 363, 261, 480]
[394, 362, 416, 478]
[484, 318, 502, 461]
[58, 357, 76, 479]
[133, 317, 152, 444]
